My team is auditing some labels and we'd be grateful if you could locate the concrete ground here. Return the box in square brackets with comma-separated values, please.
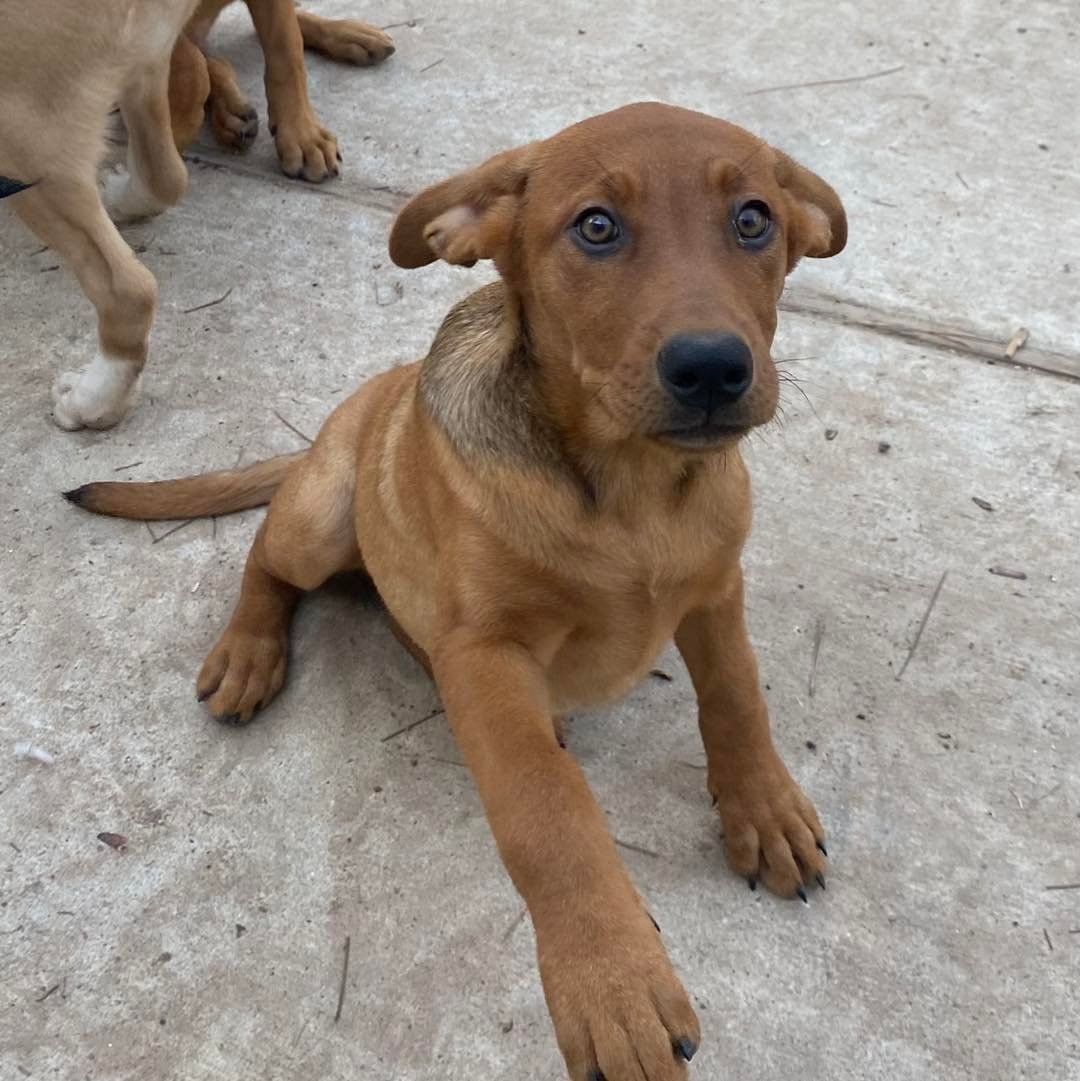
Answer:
[2, 1, 1078, 1078]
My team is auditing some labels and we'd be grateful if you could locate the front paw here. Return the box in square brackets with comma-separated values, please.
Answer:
[270, 113, 340, 182]
[709, 749, 826, 899]
[537, 903, 699, 1080]
[196, 626, 287, 724]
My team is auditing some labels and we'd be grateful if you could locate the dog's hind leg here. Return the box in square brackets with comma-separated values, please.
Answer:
[197, 404, 366, 723]
[294, 9, 395, 66]
[14, 178, 156, 430]
[104, 54, 190, 221]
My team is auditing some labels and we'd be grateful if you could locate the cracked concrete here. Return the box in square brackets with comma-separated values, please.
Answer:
[1, 2, 1078, 1079]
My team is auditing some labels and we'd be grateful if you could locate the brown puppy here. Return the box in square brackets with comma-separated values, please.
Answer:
[171, 0, 395, 181]
[68, 103, 847, 1079]
[0, 0, 199, 429]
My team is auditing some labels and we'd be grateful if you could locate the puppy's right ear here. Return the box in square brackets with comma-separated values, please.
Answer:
[389, 145, 535, 269]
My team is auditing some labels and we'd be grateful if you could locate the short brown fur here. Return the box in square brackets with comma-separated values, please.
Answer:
[68, 104, 847, 1080]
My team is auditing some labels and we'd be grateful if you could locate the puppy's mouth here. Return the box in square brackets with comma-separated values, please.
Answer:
[654, 421, 752, 449]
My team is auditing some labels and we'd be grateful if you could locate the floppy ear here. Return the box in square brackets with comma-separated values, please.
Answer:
[389, 144, 536, 270]
[774, 151, 847, 266]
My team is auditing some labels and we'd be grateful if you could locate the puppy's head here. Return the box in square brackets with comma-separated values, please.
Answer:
[390, 103, 846, 453]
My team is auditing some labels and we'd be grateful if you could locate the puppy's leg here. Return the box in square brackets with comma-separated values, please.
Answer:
[295, 9, 395, 66]
[204, 54, 259, 151]
[168, 34, 212, 152]
[197, 411, 363, 722]
[244, 0, 339, 182]
[104, 55, 189, 221]
[435, 633, 699, 1081]
[14, 179, 155, 430]
[676, 568, 827, 898]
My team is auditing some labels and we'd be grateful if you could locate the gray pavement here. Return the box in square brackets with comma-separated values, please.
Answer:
[1, 2, 1078, 1079]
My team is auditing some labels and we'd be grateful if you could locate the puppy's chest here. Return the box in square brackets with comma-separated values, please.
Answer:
[543, 522, 728, 712]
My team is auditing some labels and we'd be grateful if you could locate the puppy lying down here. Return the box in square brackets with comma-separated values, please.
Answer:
[68, 102, 847, 1081]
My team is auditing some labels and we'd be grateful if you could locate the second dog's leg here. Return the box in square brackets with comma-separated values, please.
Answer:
[434, 632, 699, 1081]
[14, 179, 155, 430]
[244, 0, 339, 182]
[294, 9, 395, 66]
[197, 415, 363, 723]
[105, 56, 190, 221]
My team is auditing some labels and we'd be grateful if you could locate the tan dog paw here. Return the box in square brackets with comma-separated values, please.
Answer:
[537, 904, 699, 1080]
[209, 94, 258, 152]
[307, 20, 395, 66]
[196, 628, 287, 724]
[709, 750, 826, 899]
[271, 114, 340, 182]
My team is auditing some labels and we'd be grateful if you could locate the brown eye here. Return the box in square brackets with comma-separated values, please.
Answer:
[734, 200, 771, 243]
[575, 208, 620, 246]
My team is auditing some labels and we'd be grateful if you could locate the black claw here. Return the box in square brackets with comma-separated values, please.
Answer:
[196, 690, 210, 702]
[219, 713, 241, 726]
[796, 886, 809, 905]
[675, 1037, 697, 1062]
[647, 910, 661, 934]
[816, 839, 828, 857]
[588, 1072, 605, 1081]
[747, 875, 757, 892]
[815, 872, 827, 891]
[62, 486, 87, 505]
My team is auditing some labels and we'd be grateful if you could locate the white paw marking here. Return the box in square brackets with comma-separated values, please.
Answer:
[51, 352, 142, 430]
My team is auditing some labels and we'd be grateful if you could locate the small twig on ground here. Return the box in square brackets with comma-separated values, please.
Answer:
[112, 460, 142, 472]
[502, 906, 528, 943]
[182, 286, 234, 315]
[1045, 882, 1080, 891]
[1044, 928, 1054, 952]
[428, 755, 466, 769]
[809, 615, 826, 697]
[614, 837, 660, 859]
[380, 17, 423, 30]
[955, 171, 970, 190]
[419, 57, 445, 73]
[150, 519, 195, 545]
[747, 64, 905, 96]
[333, 935, 351, 1023]
[272, 409, 314, 445]
[35, 983, 60, 1003]
[989, 566, 1027, 581]
[1003, 327, 1029, 360]
[896, 571, 947, 680]
[380, 707, 445, 743]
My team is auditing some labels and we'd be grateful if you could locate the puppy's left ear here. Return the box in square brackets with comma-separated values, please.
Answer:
[389, 144, 536, 270]
[775, 151, 847, 267]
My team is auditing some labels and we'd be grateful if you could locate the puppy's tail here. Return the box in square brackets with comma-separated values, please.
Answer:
[63, 451, 305, 521]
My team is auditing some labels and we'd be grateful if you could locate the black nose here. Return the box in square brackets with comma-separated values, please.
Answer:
[656, 333, 754, 410]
